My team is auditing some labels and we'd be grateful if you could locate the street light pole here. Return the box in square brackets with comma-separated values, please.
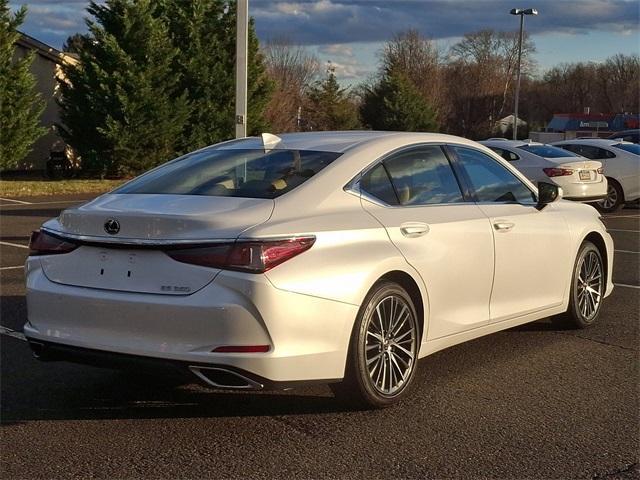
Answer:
[510, 7, 538, 140]
[235, 0, 248, 139]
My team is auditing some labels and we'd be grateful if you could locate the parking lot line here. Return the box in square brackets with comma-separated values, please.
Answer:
[614, 283, 640, 290]
[0, 241, 28, 249]
[0, 197, 31, 205]
[615, 249, 639, 254]
[0, 266, 23, 271]
[0, 325, 26, 341]
[607, 229, 640, 233]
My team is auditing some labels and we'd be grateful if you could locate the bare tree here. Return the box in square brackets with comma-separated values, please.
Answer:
[599, 54, 640, 113]
[380, 29, 444, 112]
[449, 29, 536, 130]
[262, 38, 320, 132]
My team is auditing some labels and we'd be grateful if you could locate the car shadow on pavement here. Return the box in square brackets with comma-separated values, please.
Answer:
[1, 318, 574, 426]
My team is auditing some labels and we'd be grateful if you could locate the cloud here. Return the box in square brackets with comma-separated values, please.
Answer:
[252, 0, 640, 44]
[10, 0, 639, 52]
[319, 44, 354, 57]
[11, 1, 89, 48]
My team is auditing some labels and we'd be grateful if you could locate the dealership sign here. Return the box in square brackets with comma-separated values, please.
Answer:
[580, 121, 609, 129]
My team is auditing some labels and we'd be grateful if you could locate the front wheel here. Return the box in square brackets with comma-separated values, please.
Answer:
[553, 241, 604, 329]
[331, 281, 420, 409]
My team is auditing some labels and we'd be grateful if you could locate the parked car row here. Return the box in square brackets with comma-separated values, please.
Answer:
[480, 138, 639, 213]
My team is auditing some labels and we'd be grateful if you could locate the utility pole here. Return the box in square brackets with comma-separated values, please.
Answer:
[235, 0, 248, 139]
[510, 8, 538, 140]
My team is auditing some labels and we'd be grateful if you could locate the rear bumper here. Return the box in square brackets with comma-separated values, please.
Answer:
[25, 338, 340, 390]
[556, 178, 607, 202]
[564, 194, 607, 202]
[25, 258, 358, 383]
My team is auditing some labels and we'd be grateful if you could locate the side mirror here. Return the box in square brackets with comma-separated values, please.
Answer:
[536, 182, 562, 210]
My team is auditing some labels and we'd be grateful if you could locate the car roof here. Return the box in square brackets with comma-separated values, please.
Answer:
[215, 131, 480, 153]
[480, 139, 543, 148]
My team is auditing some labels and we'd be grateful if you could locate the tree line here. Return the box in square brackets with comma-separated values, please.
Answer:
[1, 0, 638, 176]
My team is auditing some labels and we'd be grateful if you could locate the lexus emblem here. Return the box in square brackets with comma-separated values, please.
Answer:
[104, 218, 120, 235]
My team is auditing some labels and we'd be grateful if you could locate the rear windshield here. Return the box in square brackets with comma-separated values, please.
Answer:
[518, 144, 578, 158]
[613, 143, 640, 155]
[114, 148, 341, 199]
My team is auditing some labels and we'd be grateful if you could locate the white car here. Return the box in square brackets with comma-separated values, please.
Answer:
[552, 139, 640, 212]
[480, 139, 607, 202]
[25, 131, 614, 408]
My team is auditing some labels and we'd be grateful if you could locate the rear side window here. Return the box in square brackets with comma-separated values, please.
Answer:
[453, 147, 536, 204]
[518, 144, 578, 158]
[383, 146, 464, 205]
[489, 147, 520, 162]
[557, 144, 615, 160]
[114, 149, 341, 199]
[360, 164, 399, 205]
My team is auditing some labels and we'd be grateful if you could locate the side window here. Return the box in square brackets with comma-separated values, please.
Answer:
[360, 164, 399, 205]
[452, 147, 536, 204]
[383, 146, 464, 205]
[489, 147, 519, 162]
[564, 144, 615, 160]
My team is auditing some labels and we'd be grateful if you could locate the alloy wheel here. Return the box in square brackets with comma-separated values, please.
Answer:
[577, 250, 603, 321]
[365, 294, 417, 396]
[599, 184, 618, 210]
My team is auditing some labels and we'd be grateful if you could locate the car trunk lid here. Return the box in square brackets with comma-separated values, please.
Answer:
[38, 194, 274, 295]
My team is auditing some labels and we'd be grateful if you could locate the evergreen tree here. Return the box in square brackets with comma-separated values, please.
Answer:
[162, 0, 272, 150]
[360, 72, 438, 132]
[58, 0, 190, 177]
[0, 1, 45, 171]
[62, 33, 90, 54]
[304, 65, 359, 131]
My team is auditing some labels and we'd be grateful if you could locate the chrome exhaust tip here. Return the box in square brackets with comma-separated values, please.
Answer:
[189, 366, 263, 390]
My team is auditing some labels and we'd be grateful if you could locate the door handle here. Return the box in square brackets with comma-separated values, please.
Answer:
[400, 222, 430, 238]
[493, 221, 515, 232]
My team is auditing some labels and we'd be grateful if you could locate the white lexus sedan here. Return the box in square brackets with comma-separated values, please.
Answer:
[552, 139, 640, 213]
[25, 132, 614, 408]
[480, 139, 607, 202]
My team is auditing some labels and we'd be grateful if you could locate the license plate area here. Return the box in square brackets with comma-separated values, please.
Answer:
[579, 170, 592, 181]
[41, 246, 217, 295]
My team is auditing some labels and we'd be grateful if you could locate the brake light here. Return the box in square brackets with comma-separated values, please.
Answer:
[29, 230, 78, 255]
[543, 167, 574, 177]
[166, 237, 315, 273]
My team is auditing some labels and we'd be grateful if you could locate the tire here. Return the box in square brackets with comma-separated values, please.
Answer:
[331, 281, 420, 409]
[553, 241, 605, 329]
[596, 178, 624, 213]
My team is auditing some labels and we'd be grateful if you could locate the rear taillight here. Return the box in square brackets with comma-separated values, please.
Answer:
[597, 167, 604, 174]
[29, 230, 78, 255]
[166, 237, 315, 273]
[543, 167, 574, 177]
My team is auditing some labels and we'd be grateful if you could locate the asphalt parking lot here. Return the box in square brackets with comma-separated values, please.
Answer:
[1, 194, 638, 480]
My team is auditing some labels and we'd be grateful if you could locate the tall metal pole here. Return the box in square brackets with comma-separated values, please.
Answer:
[513, 13, 524, 140]
[235, 0, 248, 139]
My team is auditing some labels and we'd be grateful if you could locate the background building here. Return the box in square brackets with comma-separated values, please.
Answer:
[13, 32, 78, 171]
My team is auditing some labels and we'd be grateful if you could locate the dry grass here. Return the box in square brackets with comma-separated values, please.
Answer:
[0, 179, 125, 198]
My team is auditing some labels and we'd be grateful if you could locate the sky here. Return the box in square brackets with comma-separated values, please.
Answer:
[10, 0, 640, 84]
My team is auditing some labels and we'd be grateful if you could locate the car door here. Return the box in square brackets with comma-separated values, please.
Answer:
[449, 145, 573, 323]
[358, 145, 495, 340]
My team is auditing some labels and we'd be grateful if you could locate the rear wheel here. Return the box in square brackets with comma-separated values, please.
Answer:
[331, 281, 420, 409]
[596, 178, 624, 213]
[553, 241, 604, 329]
